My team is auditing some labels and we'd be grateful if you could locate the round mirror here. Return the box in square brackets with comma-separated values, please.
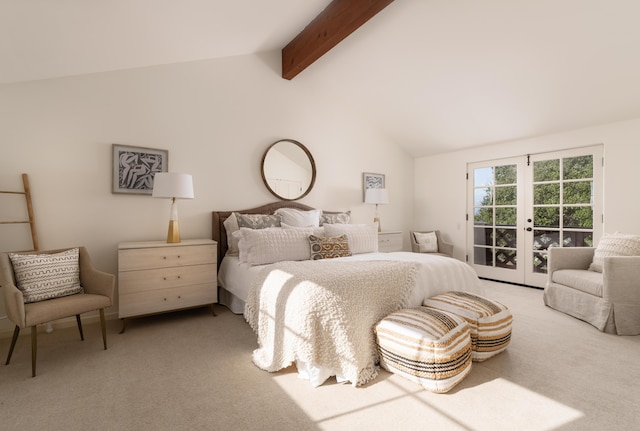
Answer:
[261, 139, 316, 201]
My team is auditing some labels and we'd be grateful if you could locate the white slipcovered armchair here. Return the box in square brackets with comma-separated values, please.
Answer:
[544, 246, 640, 335]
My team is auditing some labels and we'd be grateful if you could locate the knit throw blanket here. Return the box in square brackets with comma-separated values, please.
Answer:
[244, 259, 420, 386]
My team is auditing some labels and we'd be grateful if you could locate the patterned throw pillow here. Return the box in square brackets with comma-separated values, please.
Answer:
[319, 211, 351, 226]
[309, 234, 352, 260]
[589, 233, 640, 272]
[236, 213, 281, 229]
[9, 248, 82, 303]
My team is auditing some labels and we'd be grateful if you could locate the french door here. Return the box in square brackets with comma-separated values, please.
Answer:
[467, 145, 603, 288]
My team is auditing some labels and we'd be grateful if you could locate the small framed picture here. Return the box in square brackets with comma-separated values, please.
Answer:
[112, 144, 168, 194]
[363, 172, 385, 201]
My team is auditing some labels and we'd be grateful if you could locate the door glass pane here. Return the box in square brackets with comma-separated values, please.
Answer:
[534, 183, 560, 205]
[495, 207, 516, 226]
[474, 207, 493, 225]
[533, 230, 559, 250]
[474, 167, 493, 187]
[533, 159, 559, 181]
[474, 227, 493, 246]
[534, 207, 559, 228]
[495, 165, 516, 184]
[474, 188, 492, 206]
[474, 247, 493, 266]
[563, 207, 593, 228]
[495, 186, 516, 205]
[533, 252, 548, 273]
[495, 249, 516, 269]
[563, 231, 593, 247]
[563, 181, 592, 204]
[495, 228, 517, 248]
[563, 155, 593, 180]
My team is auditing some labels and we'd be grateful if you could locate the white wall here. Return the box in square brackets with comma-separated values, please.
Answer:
[0, 52, 414, 331]
[414, 118, 640, 260]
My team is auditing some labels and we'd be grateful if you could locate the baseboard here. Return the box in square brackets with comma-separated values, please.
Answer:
[0, 309, 120, 340]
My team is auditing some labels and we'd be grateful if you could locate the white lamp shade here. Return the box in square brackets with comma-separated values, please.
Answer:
[365, 188, 389, 205]
[152, 173, 194, 199]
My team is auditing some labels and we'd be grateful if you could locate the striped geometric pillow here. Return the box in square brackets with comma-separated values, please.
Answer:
[9, 248, 82, 303]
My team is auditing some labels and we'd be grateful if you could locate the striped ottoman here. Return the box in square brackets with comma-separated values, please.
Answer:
[424, 291, 512, 362]
[374, 307, 472, 393]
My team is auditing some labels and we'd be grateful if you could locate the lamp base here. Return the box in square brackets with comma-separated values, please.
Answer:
[167, 220, 181, 243]
[373, 217, 381, 232]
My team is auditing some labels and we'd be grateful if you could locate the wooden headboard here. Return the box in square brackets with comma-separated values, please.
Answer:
[212, 201, 316, 268]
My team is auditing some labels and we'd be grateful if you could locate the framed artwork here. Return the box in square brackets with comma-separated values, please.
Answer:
[363, 172, 385, 201]
[112, 144, 168, 194]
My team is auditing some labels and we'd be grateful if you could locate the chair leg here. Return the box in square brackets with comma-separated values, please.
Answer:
[99, 309, 107, 350]
[31, 325, 37, 377]
[76, 314, 84, 341]
[5, 325, 20, 365]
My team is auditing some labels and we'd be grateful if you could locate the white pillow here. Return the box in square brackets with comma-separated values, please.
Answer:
[223, 213, 240, 256]
[323, 223, 379, 254]
[237, 227, 314, 265]
[282, 222, 325, 237]
[414, 232, 438, 253]
[589, 232, 640, 272]
[274, 208, 321, 228]
[224, 212, 282, 256]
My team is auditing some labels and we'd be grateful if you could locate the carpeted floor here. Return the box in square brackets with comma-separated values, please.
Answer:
[1, 280, 639, 431]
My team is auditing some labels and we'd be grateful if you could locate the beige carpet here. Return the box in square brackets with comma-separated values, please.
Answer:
[1, 280, 639, 431]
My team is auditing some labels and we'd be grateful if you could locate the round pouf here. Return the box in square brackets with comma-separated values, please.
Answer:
[374, 307, 472, 393]
[423, 291, 512, 362]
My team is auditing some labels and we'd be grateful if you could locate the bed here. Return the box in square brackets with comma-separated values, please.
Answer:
[212, 202, 484, 387]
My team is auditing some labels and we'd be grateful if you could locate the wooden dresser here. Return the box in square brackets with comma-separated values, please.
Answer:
[117, 239, 217, 330]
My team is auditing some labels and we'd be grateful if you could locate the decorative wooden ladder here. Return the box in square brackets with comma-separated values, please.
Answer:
[0, 173, 40, 252]
[0, 174, 52, 331]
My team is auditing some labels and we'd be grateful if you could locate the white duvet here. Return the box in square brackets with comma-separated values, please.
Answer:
[220, 251, 485, 387]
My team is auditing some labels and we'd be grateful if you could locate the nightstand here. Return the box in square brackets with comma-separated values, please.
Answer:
[117, 239, 217, 332]
[378, 231, 403, 252]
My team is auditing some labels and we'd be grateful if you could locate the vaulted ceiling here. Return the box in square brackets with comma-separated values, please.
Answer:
[3, 0, 640, 157]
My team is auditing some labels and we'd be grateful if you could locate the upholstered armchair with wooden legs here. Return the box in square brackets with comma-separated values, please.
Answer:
[0, 247, 114, 377]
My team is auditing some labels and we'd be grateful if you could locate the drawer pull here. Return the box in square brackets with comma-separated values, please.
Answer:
[178, 295, 181, 299]
[163, 297, 167, 301]
[163, 277, 167, 280]
[163, 256, 167, 260]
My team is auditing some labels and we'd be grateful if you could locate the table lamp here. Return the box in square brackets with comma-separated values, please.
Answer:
[152, 172, 194, 243]
[364, 188, 389, 232]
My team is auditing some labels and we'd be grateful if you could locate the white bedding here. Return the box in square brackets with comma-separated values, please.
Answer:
[218, 251, 485, 387]
[218, 252, 484, 314]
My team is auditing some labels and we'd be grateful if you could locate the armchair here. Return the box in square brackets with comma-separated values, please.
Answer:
[0, 247, 115, 376]
[544, 246, 640, 335]
[410, 231, 453, 257]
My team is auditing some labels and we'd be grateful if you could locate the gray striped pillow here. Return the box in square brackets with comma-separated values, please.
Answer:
[9, 248, 82, 303]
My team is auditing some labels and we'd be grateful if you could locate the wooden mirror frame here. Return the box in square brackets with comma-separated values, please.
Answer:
[261, 139, 316, 201]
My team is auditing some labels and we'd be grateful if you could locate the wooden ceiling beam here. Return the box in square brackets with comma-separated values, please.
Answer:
[282, 0, 395, 80]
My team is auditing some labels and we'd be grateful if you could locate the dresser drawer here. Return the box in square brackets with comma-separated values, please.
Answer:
[119, 284, 217, 318]
[118, 263, 216, 295]
[118, 244, 216, 271]
[378, 231, 403, 252]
